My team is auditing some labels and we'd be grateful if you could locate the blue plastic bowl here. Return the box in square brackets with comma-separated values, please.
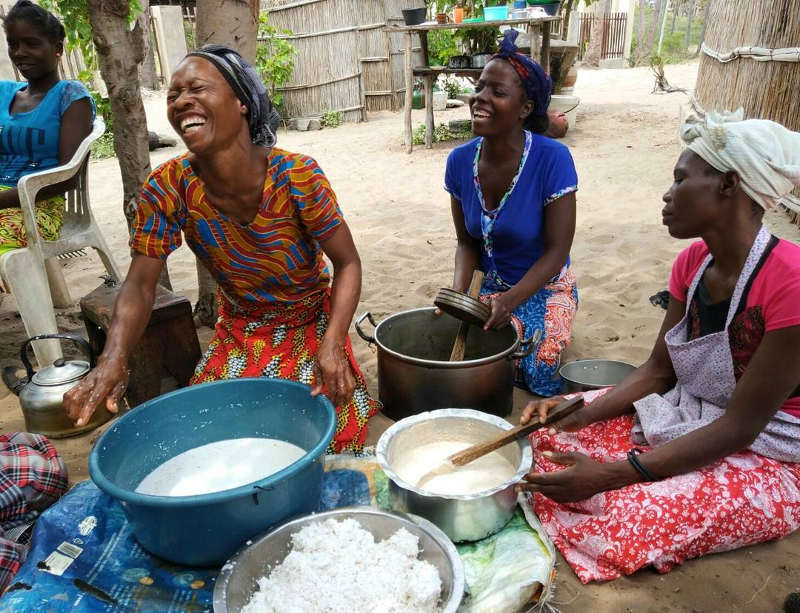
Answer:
[89, 378, 335, 566]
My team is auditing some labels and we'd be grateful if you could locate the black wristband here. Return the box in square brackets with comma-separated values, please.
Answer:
[627, 448, 659, 482]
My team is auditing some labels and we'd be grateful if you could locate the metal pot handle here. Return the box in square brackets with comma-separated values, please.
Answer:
[354, 312, 377, 343]
[20, 333, 95, 380]
[509, 328, 542, 360]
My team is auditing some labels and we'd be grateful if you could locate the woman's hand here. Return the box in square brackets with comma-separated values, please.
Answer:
[517, 451, 631, 502]
[312, 334, 355, 407]
[483, 292, 515, 330]
[521, 395, 592, 432]
[63, 355, 129, 427]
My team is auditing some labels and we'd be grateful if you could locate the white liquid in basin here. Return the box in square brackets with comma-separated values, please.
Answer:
[135, 438, 306, 497]
[393, 440, 518, 496]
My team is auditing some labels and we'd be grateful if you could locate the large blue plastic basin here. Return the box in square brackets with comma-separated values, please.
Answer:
[89, 378, 335, 566]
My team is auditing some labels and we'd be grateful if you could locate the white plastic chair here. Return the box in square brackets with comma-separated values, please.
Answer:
[0, 117, 122, 367]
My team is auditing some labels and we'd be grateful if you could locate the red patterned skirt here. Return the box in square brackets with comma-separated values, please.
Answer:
[530, 389, 800, 582]
[190, 290, 381, 453]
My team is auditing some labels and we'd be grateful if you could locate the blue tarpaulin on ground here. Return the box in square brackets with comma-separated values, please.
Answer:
[0, 468, 372, 613]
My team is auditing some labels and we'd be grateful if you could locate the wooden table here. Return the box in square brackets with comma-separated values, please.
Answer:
[387, 17, 559, 153]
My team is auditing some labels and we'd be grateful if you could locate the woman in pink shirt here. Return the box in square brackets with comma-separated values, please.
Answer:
[518, 111, 800, 583]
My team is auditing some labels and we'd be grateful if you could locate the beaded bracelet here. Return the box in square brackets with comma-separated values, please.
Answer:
[627, 448, 659, 482]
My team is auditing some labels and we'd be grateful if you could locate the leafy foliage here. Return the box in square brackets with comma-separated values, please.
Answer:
[631, 3, 706, 66]
[90, 130, 115, 159]
[255, 13, 297, 111]
[320, 109, 342, 128]
[40, 0, 142, 134]
[428, 29, 459, 66]
[411, 122, 472, 145]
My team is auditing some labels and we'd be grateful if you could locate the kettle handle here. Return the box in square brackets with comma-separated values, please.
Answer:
[20, 334, 95, 380]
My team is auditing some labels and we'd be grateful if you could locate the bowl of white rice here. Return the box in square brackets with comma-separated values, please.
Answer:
[213, 506, 465, 613]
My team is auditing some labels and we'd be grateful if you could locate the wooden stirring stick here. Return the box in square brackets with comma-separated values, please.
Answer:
[449, 269, 485, 361]
[448, 396, 585, 467]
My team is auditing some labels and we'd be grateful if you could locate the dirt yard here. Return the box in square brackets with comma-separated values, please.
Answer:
[0, 60, 797, 611]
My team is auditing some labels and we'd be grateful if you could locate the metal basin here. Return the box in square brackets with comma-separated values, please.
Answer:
[377, 409, 532, 543]
[356, 308, 537, 420]
[560, 359, 636, 393]
[213, 507, 465, 613]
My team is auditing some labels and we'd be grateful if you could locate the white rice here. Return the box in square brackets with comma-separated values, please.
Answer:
[241, 518, 443, 613]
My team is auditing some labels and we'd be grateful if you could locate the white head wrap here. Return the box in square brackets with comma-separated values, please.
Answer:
[680, 109, 800, 210]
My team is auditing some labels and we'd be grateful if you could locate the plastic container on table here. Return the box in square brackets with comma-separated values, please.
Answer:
[484, 5, 509, 21]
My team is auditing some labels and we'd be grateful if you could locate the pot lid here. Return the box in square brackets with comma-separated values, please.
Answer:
[31, 359, 90, 386]
[434, 288, 491, 326]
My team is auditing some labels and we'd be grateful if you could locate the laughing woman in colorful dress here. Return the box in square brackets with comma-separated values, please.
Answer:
[445, 30, 578, 396]
[520, 111, 800, 582]
[63, 46, 380, 452]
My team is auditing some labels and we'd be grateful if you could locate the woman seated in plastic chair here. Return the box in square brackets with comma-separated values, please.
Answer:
[0, 1, 95, 259]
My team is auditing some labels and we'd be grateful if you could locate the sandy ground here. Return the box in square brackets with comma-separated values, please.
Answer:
[0, 60, 798, 610]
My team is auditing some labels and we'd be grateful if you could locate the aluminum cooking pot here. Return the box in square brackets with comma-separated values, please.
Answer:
[355, 307, 539, 420]
[377, 409, 532, 542]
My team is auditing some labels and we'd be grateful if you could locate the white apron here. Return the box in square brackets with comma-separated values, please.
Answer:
[633, 226, 800, 463]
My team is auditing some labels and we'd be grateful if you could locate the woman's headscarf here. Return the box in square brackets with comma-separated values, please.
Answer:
[681, 109, 800, 210]
[491, 29, 552, 123]
[186, 44, 282, 148]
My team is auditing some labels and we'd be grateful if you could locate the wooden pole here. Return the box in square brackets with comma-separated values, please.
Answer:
[424, 74, 434, 149]
[404, 31, 414, 153]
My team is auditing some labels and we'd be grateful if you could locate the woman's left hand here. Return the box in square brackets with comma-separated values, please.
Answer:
[484, 293, 515, 330]
[516, 451, 619, 502]
[312, 334, 356, 407]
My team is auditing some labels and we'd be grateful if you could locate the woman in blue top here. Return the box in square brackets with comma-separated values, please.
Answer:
[0, 1, 95, 257]
[445, 30, 578, 396]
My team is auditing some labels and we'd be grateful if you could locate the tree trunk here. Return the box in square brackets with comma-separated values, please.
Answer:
[86, 0, 171, 290]
[86, 1, 150, 227]
[560, 0, 577, 42]
[192, 0, 259, 326]
[196, 0, 259, 62]
[139, 1, 160, 91]
[694, 0, 711, 57]
[685, 0, 695, 51]
[635, 0, 647, 65]
[641, 0, 666, 62]
[583, 0, 612, 67]
[670, 0, 679, 34]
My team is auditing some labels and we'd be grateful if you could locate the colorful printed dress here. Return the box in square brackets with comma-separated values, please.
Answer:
[0, 80, 95, 257]
[530, 236, 800, 582]
[445, 131, 579, 396]
[130, 149, 381, 453]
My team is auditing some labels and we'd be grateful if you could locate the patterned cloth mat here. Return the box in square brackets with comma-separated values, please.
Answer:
[0, 455, 554, 612]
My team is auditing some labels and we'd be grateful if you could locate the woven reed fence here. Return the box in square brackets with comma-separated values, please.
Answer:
[694, 0, 800, 219]
[263, 0, 424, 121]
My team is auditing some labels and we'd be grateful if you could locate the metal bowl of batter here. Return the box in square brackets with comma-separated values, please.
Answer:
[376, 408, 532, 542]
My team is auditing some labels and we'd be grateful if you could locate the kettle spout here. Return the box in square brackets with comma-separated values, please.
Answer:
[1, 366, 26, 396]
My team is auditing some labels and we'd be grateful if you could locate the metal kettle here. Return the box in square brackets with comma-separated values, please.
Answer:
[2, 334, 112, 438]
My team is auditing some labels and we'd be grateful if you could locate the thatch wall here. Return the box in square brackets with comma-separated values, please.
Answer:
[694, 0, 800, 215]
[264, 0, 424, 120]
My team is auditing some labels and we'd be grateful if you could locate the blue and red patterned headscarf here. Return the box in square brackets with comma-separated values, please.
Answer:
[492, 29, 552, 124]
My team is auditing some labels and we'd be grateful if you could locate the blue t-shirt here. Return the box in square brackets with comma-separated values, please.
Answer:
[0, 80, 95, 187]
[445, 132, 578, 288]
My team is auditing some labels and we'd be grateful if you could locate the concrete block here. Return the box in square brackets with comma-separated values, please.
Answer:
[293, 117, 322, 131]
[599, 57, 625, 70]
[432, 91, 447, 111]
[151, 6, 188, 83]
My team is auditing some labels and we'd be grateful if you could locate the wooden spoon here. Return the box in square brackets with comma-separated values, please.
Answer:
[449, 269, 485, 361]
[448, 396, 585, 467]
